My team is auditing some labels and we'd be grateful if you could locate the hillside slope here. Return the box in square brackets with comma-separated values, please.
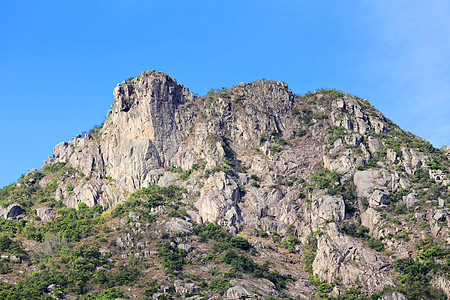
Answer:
[0, 70, 449, 300]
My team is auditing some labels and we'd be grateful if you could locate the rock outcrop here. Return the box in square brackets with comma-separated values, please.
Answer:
[0, 204, 24, 219]
[3, 70, 448, 299]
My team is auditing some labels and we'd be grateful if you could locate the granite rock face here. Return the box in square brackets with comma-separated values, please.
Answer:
[29, 70, 450, 298]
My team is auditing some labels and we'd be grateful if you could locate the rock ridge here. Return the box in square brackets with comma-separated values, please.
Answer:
[3, 70, 448, 299]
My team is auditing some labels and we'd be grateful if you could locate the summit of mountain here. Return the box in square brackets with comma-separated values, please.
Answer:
[0, 70, 448, 299]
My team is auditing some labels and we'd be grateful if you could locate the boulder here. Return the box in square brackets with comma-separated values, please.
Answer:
[195, 172, 241, 227]
[354, 170, 391, 198]
[404, 193, 417, 208]
[36, 207, 56, 223]
[0, 204, 24, 219]
[174, 280, 200, 295]
[165, 218, 193, 235]
[312, 223, 395, 293]
[431, 274, 450, 298]
[369, 190, 389, 207]
[313, 194, 345, 224]
[379, 292, 407, 300]
[225, 286, 252, 299]
[367, 136, 383, 153]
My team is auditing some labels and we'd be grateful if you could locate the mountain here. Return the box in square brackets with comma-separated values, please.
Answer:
[0, 70, 448, 300]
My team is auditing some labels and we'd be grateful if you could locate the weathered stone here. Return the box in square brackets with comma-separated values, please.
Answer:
[323, 150, 354, 174]
[354, 170, 391, 198]
[442, 145, 450, 156]
[174, 280, 200, 295]
[225, 286, 253, 299]
[186, 210, 203, 224]
[379, 292, 407, 300]
[195, 172, 241, 227]
[36, 207, 56, 223]
[312, 223, 395, 294]
[369, 190, 389, 207]
[165, 218, 193, 235]
[313, 194, 345, 224]
[404, 193, 417, 208]
[19, 70, 448, 297]
[433, 210, 447, 222]
[116, 233, 134, 248]
[0, 204, 24, 219]
[178, 243, 193, 253]
[431, 274, 450, 298]
[360, 207, 382, 236]
[367, 136, 383, 153]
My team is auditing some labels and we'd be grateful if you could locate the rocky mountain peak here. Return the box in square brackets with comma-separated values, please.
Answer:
[112, 70, 194, 113]
[1, 70, 449, 299]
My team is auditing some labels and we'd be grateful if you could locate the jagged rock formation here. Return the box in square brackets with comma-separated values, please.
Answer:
[1, 70, 449, 299]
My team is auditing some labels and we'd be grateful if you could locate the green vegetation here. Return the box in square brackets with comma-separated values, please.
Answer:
[326, 126, 349, 148]
[193, 223, 294, 291]
[179, 164, 198, 181]
[221, 250, 294, 290]
[0, 202, 104, 243]
[340, 222, 384, 252]
[206, 132, 219, 143]
[0, 235, 27, 260]
[295, 128, 307, 137]
[376, 125, 449, 176]
[193, 222, 250, 251]
[302, 108, 313, 124]
[203, 162, 234, 178]
[291, 108, 300, 116]
[302, 232, 318, 274]
[281, 236, 298, 253]
[270, 145, 282, 153]
[208, 278, 230, 295]
[167, 165, 183, 173]
[363, 149, 386, 169]
[66, 184, 74, 195]
[259, 133, 268, 143]
[0, 163, 79, 211]
[311, 168, 357, 213]
[393, 258, 446, 299]
[158, 242, 187, 275]
[87, 124, 103, 140]
[112, 184, 185, 219]
[0, 184, 191, 298]
[122, 97, 132, 108]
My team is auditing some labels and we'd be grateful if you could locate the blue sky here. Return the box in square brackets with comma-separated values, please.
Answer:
[1, 0, 449, 188]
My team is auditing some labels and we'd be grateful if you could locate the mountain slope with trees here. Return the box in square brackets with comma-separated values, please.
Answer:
[0, 70, 448, 299]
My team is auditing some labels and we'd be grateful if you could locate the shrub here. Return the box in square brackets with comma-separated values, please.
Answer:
[303, 234, 318, 274]
[158, 242, 186, 275]
[259, 133, 268, 143]
[144, 279, 160, 298]
[229, 236, 251, 251]
[295, 128, 307, 137]
[281, 237, 298, 253]
[270, 145, 281, 152]
[393, 258, 446, 299]
[66, 184, 75, 195]
[291, 108, 300, 116]
[208, 278, 230, 295]
[167, 208, 187, 218]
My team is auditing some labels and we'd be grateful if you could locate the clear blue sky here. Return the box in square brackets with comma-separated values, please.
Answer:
[1, 0, 449, 188]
